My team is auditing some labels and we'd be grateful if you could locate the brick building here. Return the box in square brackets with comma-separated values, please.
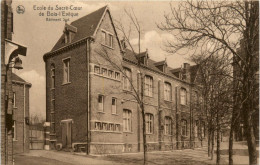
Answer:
[1, 0, 27, 164]
[43, 6, 206, 154]
[12, 73, 31, 154]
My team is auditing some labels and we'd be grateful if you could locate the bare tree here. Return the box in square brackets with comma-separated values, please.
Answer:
[158, 1, 259, 164]
[96, 8, 149, 165]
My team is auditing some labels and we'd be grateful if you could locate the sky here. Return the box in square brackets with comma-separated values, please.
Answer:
[12, 0, 192, 119]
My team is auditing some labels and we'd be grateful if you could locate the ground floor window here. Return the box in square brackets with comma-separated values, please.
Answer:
[181, 119, 187, 136]
[123, 109, 132, 132]
[145, 113, 154, 134]
[164, 116, 172, 135]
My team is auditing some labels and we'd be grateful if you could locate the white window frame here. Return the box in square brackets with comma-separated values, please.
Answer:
[13, 120, 17, 141]
[98, 95, 104, 112]
[164, 117, 172, 135]
[181, 119, 187, 136]
[13, 92, 16, 108]
[164, 82, 172, 101]
[112, 98, 117, 114]
[63, 58, 70, 84]
[123, 68, 132, 91]
[145, 113, 154, 134]
[180, 88, 187, 105]
[123, 109, 132, 132]
[145, 75, 153, 97]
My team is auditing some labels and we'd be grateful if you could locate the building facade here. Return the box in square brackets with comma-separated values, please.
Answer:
[1, 0, 27, 164]
[43, 6, 207, 154]
[12, 73, 31, 154]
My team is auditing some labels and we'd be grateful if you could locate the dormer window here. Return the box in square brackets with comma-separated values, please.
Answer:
[137, 49, 149, 65]
[154, 60, 167, 73]
[63, 23, 77, 44]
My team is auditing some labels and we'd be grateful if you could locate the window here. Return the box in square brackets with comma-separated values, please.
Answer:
[12, 120, 17, 141]
[94, 66, 100, 74]
[108, 34, 113, 47]
[164, 82, 172, 101]
[115, 72, 120, 80]
[112, 98, 117, 114]
[108, 123, 114, 131]
[102, 31, 106, 45]
[201, 121, 205, 138]
[145, 76, 153, 97]
[102, 68, 107, 76]
[194, 91, 198, 105]
[13, 92, 16, 108]
[181, 119, 187, 136]
[164, 117, 172, 135]
[123, 68, 131, 91]
[98, 95, 104, 112]
[123, 109, 132, 132]
[195, 120, 199, 138]
[145, 113, 154, 134]
[115, 124, 120, 132]
[95, 122, 102, 130]
[102, 123, 107, 131]
[51, 65, 55, 89]
[101, 30, 113, 48]
[63, 58, 70, 83]
[108, 70, 114, 78]
[180, 88, 187, 105]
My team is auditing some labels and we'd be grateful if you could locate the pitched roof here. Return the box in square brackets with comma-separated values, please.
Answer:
[12, 73, 27, 83]
[123, 48, 178, 78]
[51, 6, 107, 51]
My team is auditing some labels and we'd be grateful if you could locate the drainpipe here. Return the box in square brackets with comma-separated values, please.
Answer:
[23, 84, 26, 152]
[86, 38, 91, 154]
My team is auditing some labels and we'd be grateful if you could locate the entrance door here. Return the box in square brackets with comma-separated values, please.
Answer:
[61, 120, 72, 148]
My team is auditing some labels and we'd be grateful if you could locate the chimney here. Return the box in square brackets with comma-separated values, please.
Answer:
[183, 63, 190, 82]
[120, 38, 127, 50]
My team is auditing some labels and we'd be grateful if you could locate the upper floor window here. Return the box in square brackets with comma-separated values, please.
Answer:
[102, 68, 107, 76]
[115, 72, 120, 80]
[108, 70, 114, 78]
[164, 117, 172, 135]
[123, 68, 132, 91]
[112, 98, 117, 114]
[63, 58, 70, 84]
[145, 113, 154, 134]
[145, 75, 153, 97]
[51, 65, 55, 89]
[181, 119, 187, 136]
[123, 109, 132, 132]
[101, 30, 113, 48]
[98, 95, 104, 112]
[94, 66, 100, 74]
[13, 92, 16, 108]
[180, 88, 187, 105]
[195, 120, 199, 138]
[201, 121, 205, 138]
[164, 82, 172, 101]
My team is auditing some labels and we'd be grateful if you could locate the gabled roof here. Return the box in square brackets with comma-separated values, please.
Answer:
[51, 6, 107, 51]
[154, 60, 167, 66]
[12, 73, 32, 86]
[124, 48, 179, 79]
[12, 73, 26, 82]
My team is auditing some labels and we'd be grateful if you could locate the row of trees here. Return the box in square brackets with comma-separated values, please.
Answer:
[96, 1, 258, 164]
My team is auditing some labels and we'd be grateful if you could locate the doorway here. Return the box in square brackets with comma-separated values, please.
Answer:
[61, 119, 72, 148]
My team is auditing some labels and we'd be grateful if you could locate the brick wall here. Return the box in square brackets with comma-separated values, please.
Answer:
[12, 82, 30, 154]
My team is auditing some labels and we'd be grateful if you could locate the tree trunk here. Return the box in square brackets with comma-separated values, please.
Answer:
[208, 125, 211, 157]
[229, 121, 234, 165]
[244, 114, 257, 165]
[216, 117, 220, 165]
[211, 131, 214, 160]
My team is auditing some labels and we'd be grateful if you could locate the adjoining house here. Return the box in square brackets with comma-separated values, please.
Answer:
[43, 6, 206, 154]
[12, 73, 31, 154]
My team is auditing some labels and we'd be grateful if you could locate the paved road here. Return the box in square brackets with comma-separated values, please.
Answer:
[14, 142, 258, 165]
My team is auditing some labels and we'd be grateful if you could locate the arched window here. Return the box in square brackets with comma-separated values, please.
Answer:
[164, 82, 172, 101]
[51, 64, 55, 89]
[123, 109, 132, 132]
[145, 113, 154, 134]
[181, 119, 187, 136]
[145, 75, 153, 97]
[164, 117, 172, 135]
[180, 88, 187, 105]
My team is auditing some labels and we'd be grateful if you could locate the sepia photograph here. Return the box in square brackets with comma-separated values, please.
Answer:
[1, 0, 259, 164]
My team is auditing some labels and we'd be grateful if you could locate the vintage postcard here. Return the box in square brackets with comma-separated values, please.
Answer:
[1, 0, 259, 164]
